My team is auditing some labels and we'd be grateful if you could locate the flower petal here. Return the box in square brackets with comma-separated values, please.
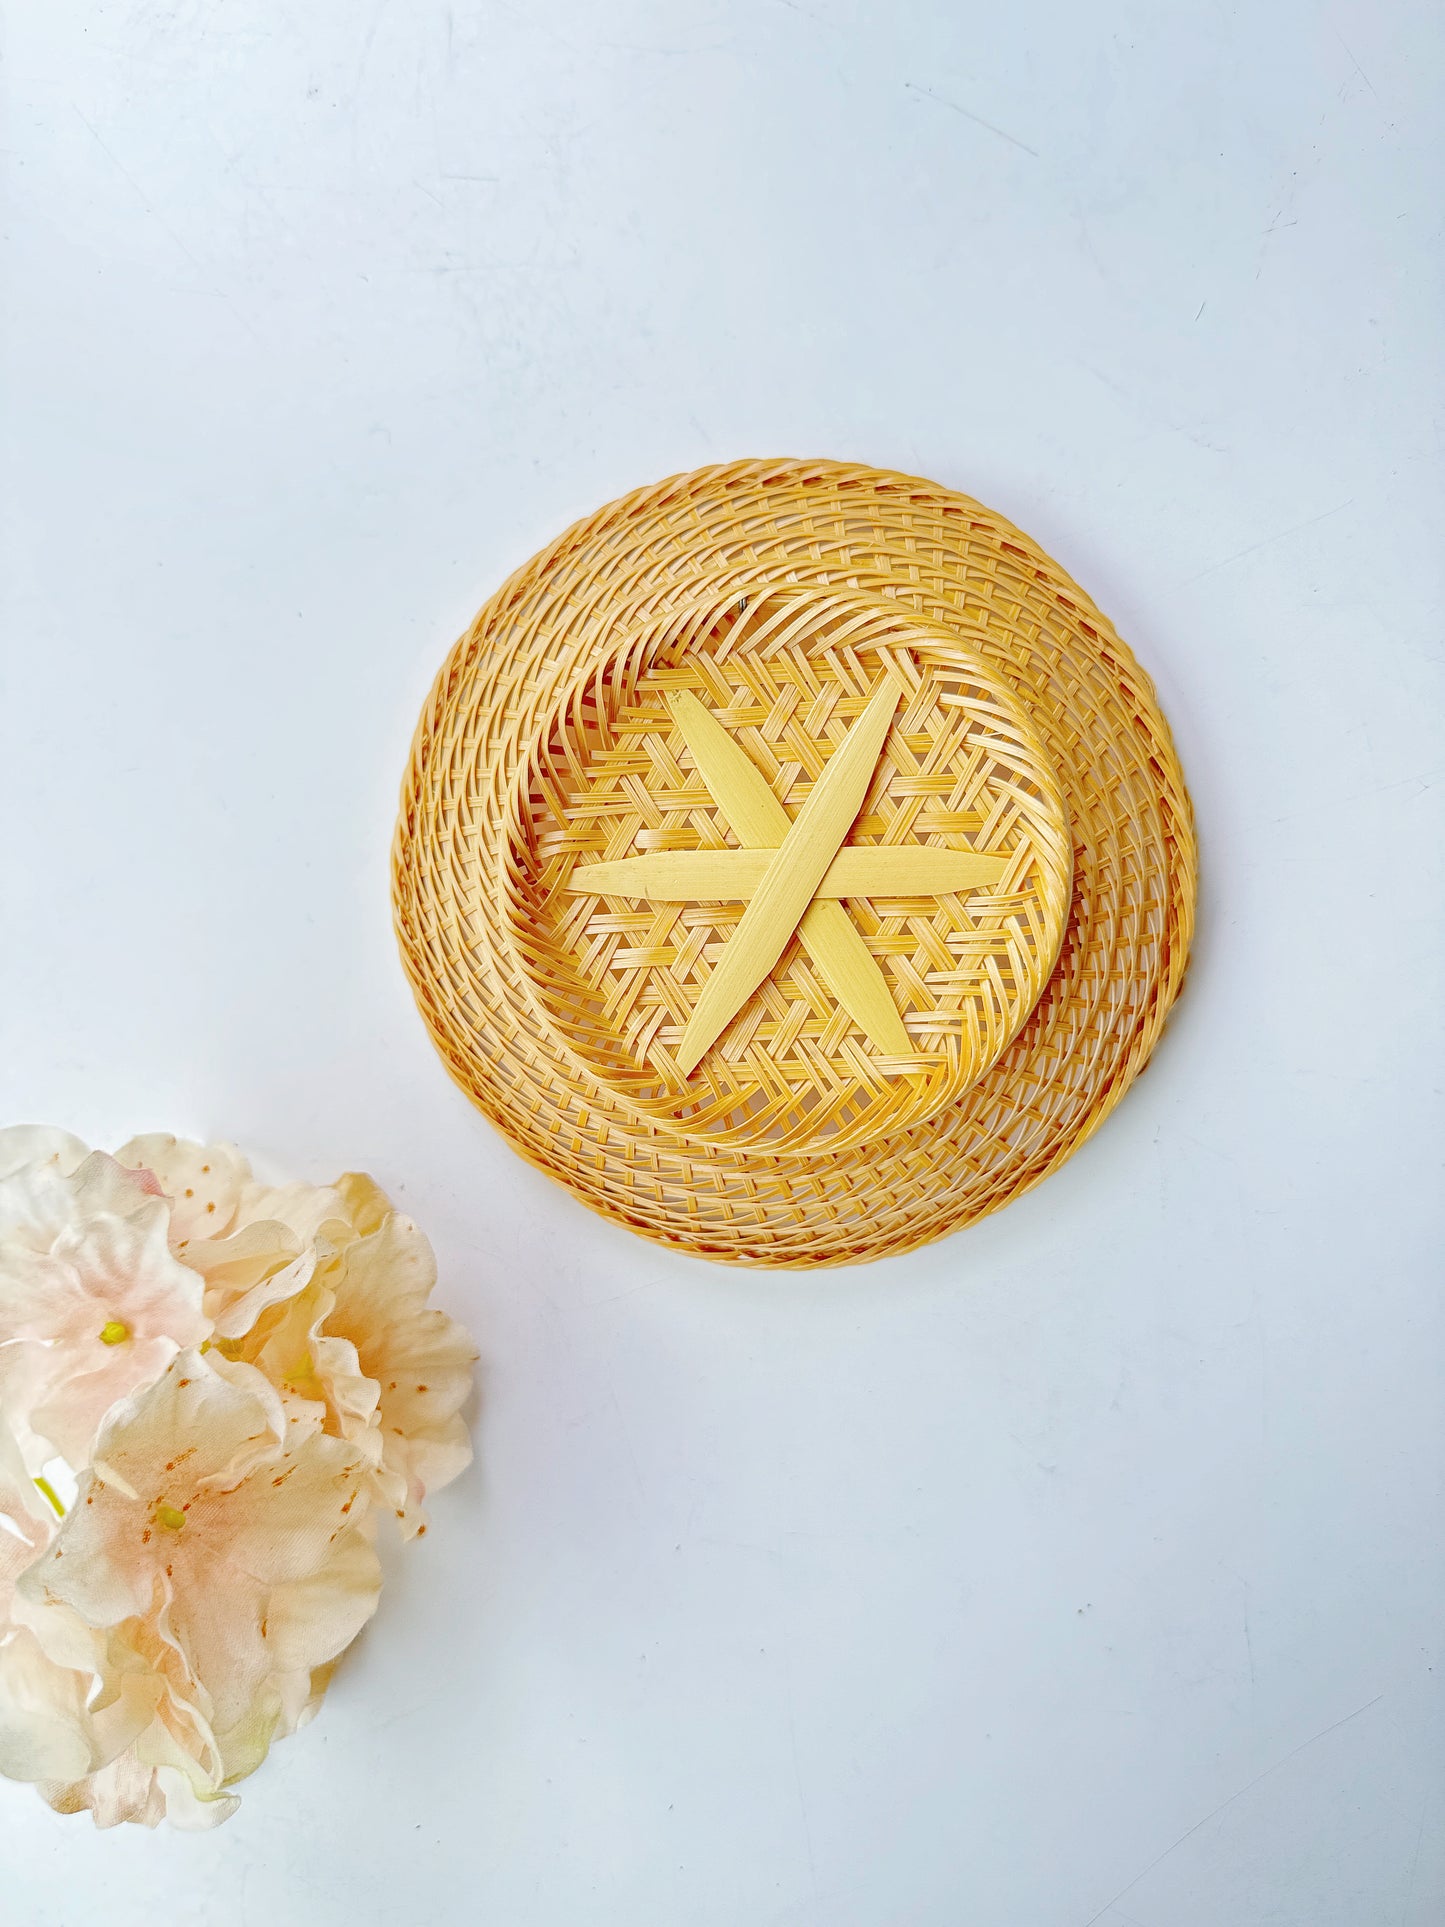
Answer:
[0, 1127, 89, 1181]
[42, 1751, 168, 1828]
[262, 1525, 381, 1682]
[113, 1137, 248, 1245]
[0, 1627, 93, 1783]
[22, 1354, 285, 1629]
[0, 1151, 157, 1252]
[0, 1210, 207, 1466]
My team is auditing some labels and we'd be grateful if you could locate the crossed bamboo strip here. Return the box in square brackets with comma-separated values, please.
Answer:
[571, 685, 1011, 1071]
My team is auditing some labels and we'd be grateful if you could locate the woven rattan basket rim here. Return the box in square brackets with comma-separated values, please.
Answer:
[392, 457, 1196, 1266]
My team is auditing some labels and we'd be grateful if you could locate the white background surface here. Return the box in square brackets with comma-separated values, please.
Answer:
[2, 2, 1442, 1922]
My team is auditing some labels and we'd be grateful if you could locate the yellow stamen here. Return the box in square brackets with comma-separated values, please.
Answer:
[99, 1320, 129, 1346]
[34, 1476, 65, 1518]
[155, 1504, 186, 1531]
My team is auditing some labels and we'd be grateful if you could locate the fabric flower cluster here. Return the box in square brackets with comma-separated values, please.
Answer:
[0, 1126, 476, 1829]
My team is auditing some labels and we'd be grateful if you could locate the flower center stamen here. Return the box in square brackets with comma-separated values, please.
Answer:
[33, 1475, 66, 1518]
[155, 1503, 186, 1531]
[99, 1320, 130, 1346]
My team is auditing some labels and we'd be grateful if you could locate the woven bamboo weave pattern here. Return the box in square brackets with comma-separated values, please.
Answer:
[393, 459, 1196, 1267]
[504, 585, 1072, 1154]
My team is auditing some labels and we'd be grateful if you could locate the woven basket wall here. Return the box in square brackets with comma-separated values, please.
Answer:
[393, 459, 1196, 1267]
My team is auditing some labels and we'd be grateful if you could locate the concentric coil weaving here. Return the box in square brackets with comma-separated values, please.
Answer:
[393, 459, 1196, 1266]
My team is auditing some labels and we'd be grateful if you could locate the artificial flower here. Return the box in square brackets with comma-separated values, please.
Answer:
[0, 1421, 93, 1786]
[119, 1146, 478, 1537]
[0, 1140, 206, 1468]
[21, 1350, 380, 1742]
[234, 1175, 476, 1537]
[0, 1127, 475, 1830]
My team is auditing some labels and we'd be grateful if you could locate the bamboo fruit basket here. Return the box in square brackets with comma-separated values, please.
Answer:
[392, 459, 1196, 1267]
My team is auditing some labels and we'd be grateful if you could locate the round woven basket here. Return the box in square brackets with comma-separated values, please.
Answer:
[393, 459, 1196, 1267]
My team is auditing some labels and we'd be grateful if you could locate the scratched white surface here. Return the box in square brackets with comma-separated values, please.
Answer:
[2, 2, 1442, 1922]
